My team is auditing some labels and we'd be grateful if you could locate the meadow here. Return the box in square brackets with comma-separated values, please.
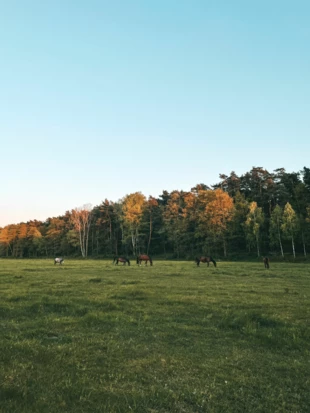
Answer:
[0, 259, 309, 413]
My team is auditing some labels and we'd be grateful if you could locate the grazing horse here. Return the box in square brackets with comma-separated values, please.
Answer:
[263, 257, 270, 269]
[136, 254, 153, 266]
[195, 256, 217, 267]
[113, 257, 130, 266]
[54, 257, 64, 265]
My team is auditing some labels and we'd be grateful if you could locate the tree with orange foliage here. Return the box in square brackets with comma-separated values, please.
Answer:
[122, 192, 146, 255]
[27, 222, 43, 257]
[15, 223, 28, 257]
[0, 226, 12, 256]
[200, 189, 234, 256]
[7, 225, 18, 256]
[45, 217, 67, 256]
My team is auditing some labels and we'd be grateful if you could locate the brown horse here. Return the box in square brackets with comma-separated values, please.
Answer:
[113, 257, 130, 266]
[136, 254, 153, 266]
[195, 256, 217, 267]
[263, 257, 270, 269]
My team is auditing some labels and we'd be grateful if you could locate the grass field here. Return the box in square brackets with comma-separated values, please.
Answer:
[0, 259, 309, 413]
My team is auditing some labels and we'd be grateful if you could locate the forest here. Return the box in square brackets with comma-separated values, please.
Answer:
[1, 166, 310, 259]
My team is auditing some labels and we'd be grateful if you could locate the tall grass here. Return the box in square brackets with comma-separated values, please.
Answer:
[0, 259, 309, 412]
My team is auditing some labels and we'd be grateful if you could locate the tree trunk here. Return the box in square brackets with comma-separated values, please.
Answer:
[109, 219, 113, 255]
[278, 228, 284, 257]
[131, 231, 136, 256]
[85, 220, 91, 258]
[83, 222, 87, 257]
[223, 238, 227, 257]
[301, 231, 307, 257]
[292, 236, 296, 258]
[96, 230, 99, 256]
[79, 228, 85, 257]
[147, 215, 152, 255]
[91, 227, 94, 256]
[256, 234, 260, 257]
[114, 229, 118, 255]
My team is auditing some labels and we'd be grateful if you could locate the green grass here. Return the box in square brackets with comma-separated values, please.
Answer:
[0, 259, 309, 413]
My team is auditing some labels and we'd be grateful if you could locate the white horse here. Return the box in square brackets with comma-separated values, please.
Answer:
[54, 257, 64, 265]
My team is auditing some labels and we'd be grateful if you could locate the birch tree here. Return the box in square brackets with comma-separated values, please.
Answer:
[244, 201, 264, 257]
[71, 204, 93, 257]
[281, 202, 298, 258]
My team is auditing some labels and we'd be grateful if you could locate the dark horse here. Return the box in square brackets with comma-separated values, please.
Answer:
[263, 257, 270, 269]
[195, 256, 217, 267]
[136, 254, 153, 266]
[113, 257, 130, 266]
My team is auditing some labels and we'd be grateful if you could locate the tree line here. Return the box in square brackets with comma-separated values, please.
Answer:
[1, 167, 310, 259]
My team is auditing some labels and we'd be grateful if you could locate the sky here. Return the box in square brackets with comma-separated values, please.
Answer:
[1, 0, 309, 227]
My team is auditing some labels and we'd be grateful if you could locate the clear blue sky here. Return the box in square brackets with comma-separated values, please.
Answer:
[1, 1, 309, 226]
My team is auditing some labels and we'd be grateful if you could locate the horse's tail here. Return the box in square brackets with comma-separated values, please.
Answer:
[136, 256, 139, 264]
[127, 259, 131, 266]
[113, 257, 116, 264]
[149, 256, 153, 266]
[210, 257, 217, 267]
[195, 257, 200, 266]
